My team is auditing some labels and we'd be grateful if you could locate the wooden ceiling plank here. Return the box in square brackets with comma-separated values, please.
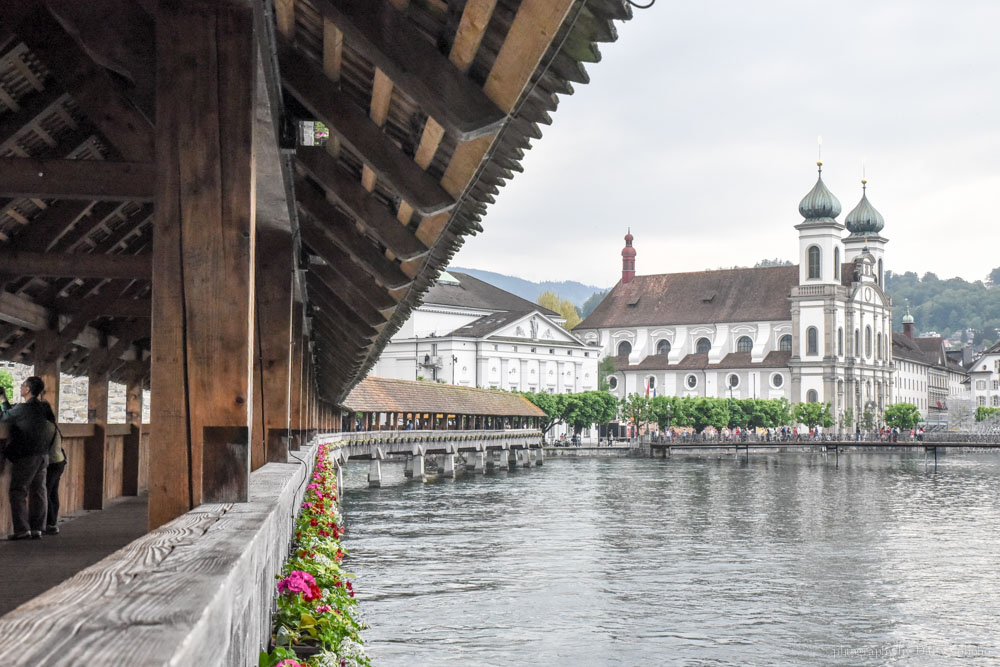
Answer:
[322, 19, 343, 82]
[278, 37, 455, 216]
[306, 252, 397, 312]
[295, 150, 428, 260]
[0, 158, 155, 201]
[0, 330, 36, 362]
[306, 273, 382, 333]
[296, 180, 412, 290]
[449, 0, 498, 74]
[0, 250, 151, 279]
[0, 88, 68, 155]
[315, 0, 505, 141]
[307, 262, 387, 326]
[307, 282, 378, 342]
[11, 3, 153, 161]
[54, 296, 150, 318]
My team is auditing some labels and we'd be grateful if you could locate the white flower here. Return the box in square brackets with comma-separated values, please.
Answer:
[313, 650, 340, 667]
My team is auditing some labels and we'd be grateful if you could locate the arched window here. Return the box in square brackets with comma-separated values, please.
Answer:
[806, 389, 819, 403]
[779, 335, 792, 352]
[736, 336, 753, 353]
[865, 326, 872, 358]
[855, 329, 860, 357]
[728, 374, 740, 388]
[876, 332, 882, 360]
[807, 327, 818, 356]
[834, 247, 841, 280]
[656, 339, 671, 356]
[647, 376, 656, 389]
[878, 258, 883, 286]
[617, 341, 632, 357]
[838, 327, 844, 356]
[608, 376, 618, 390]
[807, 245, 821, 279]
[696, 337, 711, 354]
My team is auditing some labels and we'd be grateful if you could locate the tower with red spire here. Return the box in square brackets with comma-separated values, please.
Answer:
[621, 229, 636, 284]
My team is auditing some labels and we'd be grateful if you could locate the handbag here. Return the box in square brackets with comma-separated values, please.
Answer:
[47, 420, 65, 464]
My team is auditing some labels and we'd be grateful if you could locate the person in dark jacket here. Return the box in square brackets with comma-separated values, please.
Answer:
[1, 376, 54, 540]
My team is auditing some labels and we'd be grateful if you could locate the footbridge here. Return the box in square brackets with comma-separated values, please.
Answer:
[327, 428, 545, 487]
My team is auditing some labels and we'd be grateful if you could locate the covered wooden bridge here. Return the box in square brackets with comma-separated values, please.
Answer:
[0, 0, 630, 661]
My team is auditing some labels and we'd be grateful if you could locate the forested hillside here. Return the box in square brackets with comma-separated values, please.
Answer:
[886, 268, 1000, 345]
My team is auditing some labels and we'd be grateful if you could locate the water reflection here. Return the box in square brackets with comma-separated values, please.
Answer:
[341, 454, 1000, 665]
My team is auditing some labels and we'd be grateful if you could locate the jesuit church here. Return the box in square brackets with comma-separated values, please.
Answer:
[575, 162, 894, 425]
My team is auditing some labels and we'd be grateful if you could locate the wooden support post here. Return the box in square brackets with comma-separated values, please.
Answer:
[84, 361, 109, 510]
[33, 329, 60, 417]
[257, 228, 294, 464]
[149, 2, 256, 529]
[288, 302, 304, 448]
[122, 364, 144, 496]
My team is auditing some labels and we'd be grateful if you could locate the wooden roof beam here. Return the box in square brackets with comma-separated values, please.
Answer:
[306, 261, 389, 326]
[305, 252, 398, 313]
[10, 2, 153, 161]
[296, 180, 412, 290]
[278, 37, 455, 216]
[306, 274, 382, 336]
[315, 0, 505, 141]
[0, 158, 155, 201]
[0, 249, 151, 279]
[295, 148, 428, 261]
[54, 296, 150, 318]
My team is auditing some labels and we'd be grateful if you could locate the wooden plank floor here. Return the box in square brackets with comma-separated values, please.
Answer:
[0, 494, 148, 617]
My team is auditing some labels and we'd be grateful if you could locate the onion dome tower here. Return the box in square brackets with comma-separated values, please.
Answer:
[795, 160, 845, 286]
[621, 229, 636, 284]
[901, 299, 915, 339]
[843, 177, 888, 287]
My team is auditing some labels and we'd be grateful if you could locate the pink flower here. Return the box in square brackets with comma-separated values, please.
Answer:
[316, 604, 333, 613]
[276, 661, 303, 667]
[277, 571, 323, 601]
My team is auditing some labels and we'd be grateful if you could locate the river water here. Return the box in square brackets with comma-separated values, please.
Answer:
[340, 453, 1000, 665]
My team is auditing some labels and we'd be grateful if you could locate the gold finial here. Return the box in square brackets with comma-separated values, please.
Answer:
[817, 135, 823, 170]
[861, 156, 867, 189]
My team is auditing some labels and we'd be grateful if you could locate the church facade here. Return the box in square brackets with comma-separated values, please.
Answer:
[575, 163, 895, 426]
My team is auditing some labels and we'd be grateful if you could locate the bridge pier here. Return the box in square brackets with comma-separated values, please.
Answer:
[368, 458, 382, 488]
[535, 447, 544, 466]
[498, 448, 511, 471]
[443, 452, 456, 479]
[472, 450, 486, 474]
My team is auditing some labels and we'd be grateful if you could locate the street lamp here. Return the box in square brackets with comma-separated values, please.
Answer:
[451, 355, 458, 384]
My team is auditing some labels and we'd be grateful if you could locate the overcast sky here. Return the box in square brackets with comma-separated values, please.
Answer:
[449, 0, 1000, 290]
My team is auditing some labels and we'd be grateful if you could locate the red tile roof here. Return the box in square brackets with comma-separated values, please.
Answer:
[614, 350, 791, 371]
[578, 265, 798, 329]
[343, 376, 545, 417]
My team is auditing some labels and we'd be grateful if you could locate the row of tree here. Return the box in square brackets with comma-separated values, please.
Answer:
[519, 388, 928, 435]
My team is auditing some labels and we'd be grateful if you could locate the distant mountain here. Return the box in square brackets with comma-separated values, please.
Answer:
[448, 267, 608, 308]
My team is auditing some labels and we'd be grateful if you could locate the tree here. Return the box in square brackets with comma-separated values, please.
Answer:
[537, 291, 581, 329]
[564, 391, 618, 435]
[597, 355, 617, 392]
[619, 393, 651, 433]
[839, 407, 854, 431]
[884, 403, 921, 430]
[0, 369, 13, 402]
[793, 402, 834, 429]
[975, 406, 1000, 422]
[580, 289, 609, 318]
[988, 266, 1000, 287]
[518, 391, 567, 434]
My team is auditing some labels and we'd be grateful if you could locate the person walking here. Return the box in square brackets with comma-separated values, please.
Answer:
[40, 392, 64, 535]
[1, 376, 55, 540]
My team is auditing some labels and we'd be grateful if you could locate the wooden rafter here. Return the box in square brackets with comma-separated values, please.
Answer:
[0, 249, 151, 279]
[0, 158, 155, 201]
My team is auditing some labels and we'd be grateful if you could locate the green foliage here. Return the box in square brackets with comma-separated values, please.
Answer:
[884, 403, 922, 429]
[597, 356, 617, 392]
[537, 290, 581, 329]
[976, 406, 1000, 422]
[861, 409, 875, 430]
[0, 369, 13, 402]
[563, 391, 619, 434]
[793, 402, 835, 428]
[754, 258, 794, 268]
[619, 393, 651, 428]
[886, 268, 1000, 342]
[839, 407, 854, 431]
[649, 395, 793, 432]
[580, 289, 609, 318]
[517, 391, 566, 434]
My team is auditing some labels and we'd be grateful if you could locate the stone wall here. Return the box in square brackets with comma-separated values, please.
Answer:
[0, 361, 150, 423]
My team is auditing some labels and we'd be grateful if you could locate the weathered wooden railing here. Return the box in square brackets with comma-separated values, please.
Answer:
[0, 437, 323, 665]
[0, 421, 148, 535]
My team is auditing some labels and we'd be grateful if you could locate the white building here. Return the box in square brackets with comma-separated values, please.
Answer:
[371, 270, 599, 397]
[969, 341, 1000, 410]
[576, 164, 898, 426]
[892, 306, 969, 425]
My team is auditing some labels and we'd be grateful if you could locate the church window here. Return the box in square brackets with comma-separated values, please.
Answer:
[779, 335, 792, 352]
[728, 374, 740, 388]
[834, 247, 841, 280]
[807, 246, 821, 279]
[771, 373, 784, 388]
[686, 374, 698, 389]
[736, 336, 753, 353]
[865, 326, 873, 358]
[807, 327, 818, 356]
[608, 377, 618, 390]
[696, 337, 711, 354]
[617, 341, 632, 357]
[656, 339, 671, 356]
[648, 376, 657, 390]
[838, 327, 844, 356]
[878, 258, 883, 286]
[854, 329, 860, 357]
[876, 332, 882, 360]
[806, 389, 819, 403]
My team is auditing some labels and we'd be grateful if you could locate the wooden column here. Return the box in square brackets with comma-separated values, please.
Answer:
[34, 329, 61, 417]
[149, 1, 257, 529]
[288, 302, 305, 447]
[85, 361, 109, 510]
[122, 362, 144, 496]
[256, 228, 294, 465]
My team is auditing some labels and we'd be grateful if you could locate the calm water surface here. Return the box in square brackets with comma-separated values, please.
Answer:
[341, 454, 1000, 665]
